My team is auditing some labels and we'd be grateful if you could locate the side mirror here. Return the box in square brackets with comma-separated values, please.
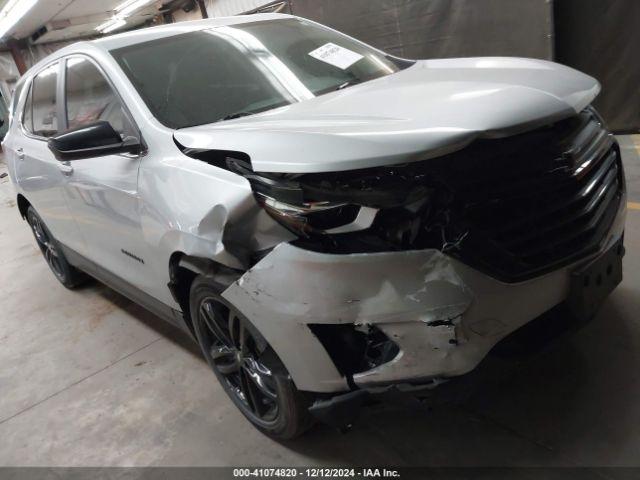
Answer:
[47, 121, 141, 161]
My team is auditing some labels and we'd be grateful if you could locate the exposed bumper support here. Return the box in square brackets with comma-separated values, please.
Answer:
[308, 381, 446, 430]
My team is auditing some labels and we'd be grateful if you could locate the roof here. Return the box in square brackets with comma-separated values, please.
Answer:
[91, 13, 294, 51]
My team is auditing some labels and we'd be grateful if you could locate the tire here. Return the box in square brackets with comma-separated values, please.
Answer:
[189, 275, 314, 439]
[26, 206, 86, 289]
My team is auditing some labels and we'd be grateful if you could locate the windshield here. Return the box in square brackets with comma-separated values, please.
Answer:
[110, 18, 409, 129]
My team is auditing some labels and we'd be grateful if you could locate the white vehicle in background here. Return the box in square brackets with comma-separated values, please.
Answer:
[1, 14, 626, 438]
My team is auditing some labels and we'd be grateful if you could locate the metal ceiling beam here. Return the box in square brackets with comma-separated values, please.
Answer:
[7, 38, 26, 74]
[196, 0, 208, 18]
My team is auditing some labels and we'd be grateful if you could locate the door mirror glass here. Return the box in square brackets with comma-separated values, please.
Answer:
[47, 120, 141, 161]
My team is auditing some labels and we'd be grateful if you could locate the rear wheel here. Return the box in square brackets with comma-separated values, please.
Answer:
[26, 206, 86, 289]
[189, 275, 314, 439]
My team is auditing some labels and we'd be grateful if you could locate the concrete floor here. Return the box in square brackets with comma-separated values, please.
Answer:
[0, 136, 639, 468]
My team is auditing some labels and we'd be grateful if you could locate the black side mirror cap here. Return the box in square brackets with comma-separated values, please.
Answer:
[48, 121, 141, 161]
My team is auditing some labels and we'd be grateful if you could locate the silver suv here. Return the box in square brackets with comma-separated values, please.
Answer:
[2, 14, 626, 438]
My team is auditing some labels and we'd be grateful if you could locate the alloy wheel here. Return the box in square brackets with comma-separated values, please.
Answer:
[29, 213, 65, 280]
[198, 297, 279, 424]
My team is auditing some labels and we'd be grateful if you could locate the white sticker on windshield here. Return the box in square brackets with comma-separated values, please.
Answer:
[308, 43, 364, 70]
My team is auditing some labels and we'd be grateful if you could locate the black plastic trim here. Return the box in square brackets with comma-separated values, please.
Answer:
[61, 245, 193, 338]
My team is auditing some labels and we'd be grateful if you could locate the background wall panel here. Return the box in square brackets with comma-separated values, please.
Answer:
[206, 0, 277, 16]
[555, 0, 640, 133]
[288, 0, 635, 132]
[290, 0, 554, 60]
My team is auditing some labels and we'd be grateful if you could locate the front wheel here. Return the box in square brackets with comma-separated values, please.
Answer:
[189, 275, 314, 439]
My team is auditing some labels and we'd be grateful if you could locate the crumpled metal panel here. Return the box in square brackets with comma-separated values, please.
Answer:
[221, 243, 474, 392]
[137, 155, 296, 273]
[219, 188, 629, 393]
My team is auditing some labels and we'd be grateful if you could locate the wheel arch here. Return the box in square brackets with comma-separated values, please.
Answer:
[168, 251, 243, 335]
[16, 193, 31, 219]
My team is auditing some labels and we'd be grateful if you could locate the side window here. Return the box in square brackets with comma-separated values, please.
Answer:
[29, 63, 59, 137]
[65, 57, 132, 137]
[21, 83, 33, 132]
[10, 80, 25, 121]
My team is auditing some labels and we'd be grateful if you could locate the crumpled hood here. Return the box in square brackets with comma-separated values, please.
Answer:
[174, 57, 600, 173]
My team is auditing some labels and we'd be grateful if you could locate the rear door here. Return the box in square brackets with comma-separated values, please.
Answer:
[12, 62, 83, 252]
[59, 55, 150, 290]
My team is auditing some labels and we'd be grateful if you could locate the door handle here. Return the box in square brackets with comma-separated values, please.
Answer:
[16, 147, 24, 161]
[58, 161, 74, 176]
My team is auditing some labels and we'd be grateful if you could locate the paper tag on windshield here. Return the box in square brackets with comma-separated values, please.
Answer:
[308, 43, 364, 70]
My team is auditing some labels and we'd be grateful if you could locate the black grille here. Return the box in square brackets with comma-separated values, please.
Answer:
[445, 111, 623, 282]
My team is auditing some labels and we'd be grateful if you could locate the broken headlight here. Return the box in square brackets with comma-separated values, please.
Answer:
[175, 145, 449, 249]
[227, 156, 446, 247]
[255, 193, 368, 235]
[226, 158, 380, 236]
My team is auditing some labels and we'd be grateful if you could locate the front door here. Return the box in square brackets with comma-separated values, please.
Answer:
[59, 56, 150, 291]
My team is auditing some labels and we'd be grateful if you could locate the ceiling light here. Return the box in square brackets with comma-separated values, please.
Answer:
[114, 0, 155, 17]
[95, 19, 114, 32]
[96, 17, 127, 33]
[114, 0, 140, 12]
[102, 19, 127, 33]
[0, 0, 39, 39]
[95, 18, 117, 32]
[94, 0, 155, 35]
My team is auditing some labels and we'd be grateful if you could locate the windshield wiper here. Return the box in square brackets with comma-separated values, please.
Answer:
[336, 79, 361, 91]
[221, 111, 255, 121]
[220, 101, 291, 122]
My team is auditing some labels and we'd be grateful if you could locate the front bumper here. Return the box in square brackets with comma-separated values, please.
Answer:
[222, 193, 627, 394]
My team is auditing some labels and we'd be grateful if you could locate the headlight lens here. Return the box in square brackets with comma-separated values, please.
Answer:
[255, 193, 363, 235]
[226, 157, 431, 240]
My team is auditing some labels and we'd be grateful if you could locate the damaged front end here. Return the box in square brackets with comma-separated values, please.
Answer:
[177, 141, 479, 391]
[180, 108, 623, 281]
[178, 142, 465, 260]
[177, 107, 626, 427]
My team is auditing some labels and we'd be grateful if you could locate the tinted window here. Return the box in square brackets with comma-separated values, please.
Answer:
[21, 84, 32, 133]
[27, 63, 59, 137]
[111, 18, 408, 129]
[10, 80, 25, 119]
[65, 57, 131, 136]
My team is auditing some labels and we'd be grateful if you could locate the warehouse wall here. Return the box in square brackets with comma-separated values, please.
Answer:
[555, 0, 640, 133]
[206, 0, 274, 16]
[172, 6, 204, 22]
[0, 52, 19, 103]
[289, 0, 554, 60]
[288, 0, 636, 132]
[0, 92, 8, 139]
[2, 0, 634, 132]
